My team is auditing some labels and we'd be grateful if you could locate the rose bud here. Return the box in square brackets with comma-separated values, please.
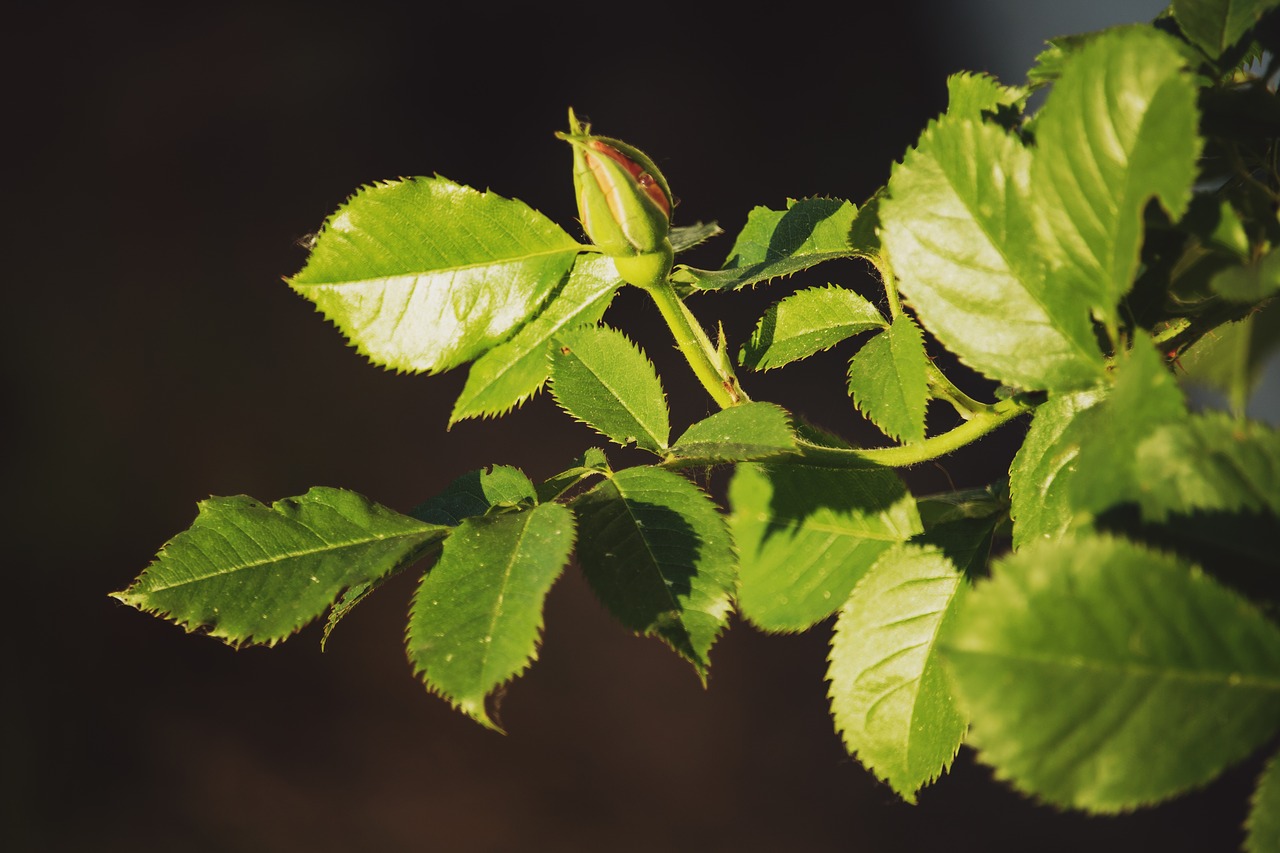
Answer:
[557, 108, 675, 288]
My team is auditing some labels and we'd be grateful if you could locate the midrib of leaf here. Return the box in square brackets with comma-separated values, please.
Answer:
[573, 355, 666, 451]
[952, 648, 1280, 689]
[290, 244, 585, 287]
[141, 525, 433, 593]
[611, 478, 687, 619]
[476, 511, 536, 686]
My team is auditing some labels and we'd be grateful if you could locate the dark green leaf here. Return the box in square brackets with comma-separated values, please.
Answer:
[1173, 0, 1280, 58]
[729, 463, 921, 633]
[880, 117, 1105, 391]
[1032, 27, 1201, 326]
[828, 543, 969, 803]
[914, 487, 1008, 579]
[112, 488, 448, 646]
[411, 465, 537, 526]
[289, 177, 583, 373]
[550, 325, 669, 454]
[1212, 249, 1280, 303]
[941, 534, 1280, 812]
[451, 255, 620, 423]
[667, 402, 797, 464]
[740, 285, 886, 371]
[535, 448, 611, 503]
[573, 466, 735, 675]
[1247, 749, 1280, 853]
[846, 314, 930, 444]
[1178, 299, 1280, 416]
[406, 502, 575, 729]
[672, 198, 871, 291]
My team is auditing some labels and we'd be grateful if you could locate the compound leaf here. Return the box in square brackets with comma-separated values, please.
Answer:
[451, 254, 621, 423]
[729, 463, 921, 633]
[289, 176, 582, 374]
[673, 198, 870, 291]
[550, 325, 669, 454]
[740, 285, 886, 371]
[113, 487, 448, 646]
[1032, 27, 1201, 326]
[668, 402, 797, 464]
[941, 534, 1280, 812]
[406, 502, 575, 730]
[846, 313, 930, 444]
[573, 466, 735, 676]
[880, 117, 1104, 391]
[828, 543, 969, 803]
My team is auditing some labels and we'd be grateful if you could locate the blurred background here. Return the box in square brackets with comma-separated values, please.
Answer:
[8, 1, 1272, 851]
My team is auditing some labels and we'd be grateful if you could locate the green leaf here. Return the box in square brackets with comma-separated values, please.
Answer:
[740, 285, 886, 371]
[112, 487, 448, 646]
[672, 198, 871, 291]
[535, 448, 611, 503]
[846, 313, 930, 444]
[941, 534, 1280, 812]
[1032, 27, 1201, 327]
[945, 71, 1027, 121]
[828, 543, 969, 803]
[1178, 299, 1280, 415]
[880, 117, 1104, 391]
[667, 402, 797, 464]
[289, 176, 583, 374]
[1247, 749, 1280, 853]
[450, 254, 621, 423]
[406, 502, 575, 730]
[1173, 0, 1280, 58]
[1008, 389, 1105, 550]
[1133, 412, 1280, 520]
[572, 466, 735, 675]
[669, 221, 723, 253]
[914, 487, 1008, 579]
[729, 463, 922, 633]
[550, 325, 669, 454]
[411, 465, 537, 526]
[1212, 249, 1280, 303]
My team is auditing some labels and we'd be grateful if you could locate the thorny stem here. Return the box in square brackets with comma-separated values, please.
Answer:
[643, 276, 746, 409]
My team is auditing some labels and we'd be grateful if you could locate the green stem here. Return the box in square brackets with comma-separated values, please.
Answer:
[790, 397, 1032, 469]
[924, 360, 987, 419]
[643, 277, 744, 409]
[873, 256, 903, 319]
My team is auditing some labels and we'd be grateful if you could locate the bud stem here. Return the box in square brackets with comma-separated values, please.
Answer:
[641, 277, 747, 409]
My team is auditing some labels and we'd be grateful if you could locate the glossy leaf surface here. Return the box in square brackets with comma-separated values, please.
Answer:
[667, 402, 797, 464]
[740, 285, 886, 371]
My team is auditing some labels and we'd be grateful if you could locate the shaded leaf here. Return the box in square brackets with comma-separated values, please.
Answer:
[846, 313, 930, 444]
[1178, 299, 1280, 416]
[1212, 249, 1280, 303]
[740, 285, 886, 371]
[550, 325, 669, 454]
[573, 466, 735, 675]
[672, 198, 872, 291]
[914, 487, 1008, 579]
[1032, 27, 1201, 326]
[1173, 0, 1280, 58]
[112, 488, 448, 646]
[1247, 749, 1280, 853]
[670, 221, 723, 253]
[406, 502, 575, 729]
[828, 543, 969, 803]
[729, 463, 921, 633]
[667, 402, 797, 464]
[289, 177, 582, 373]
[535, 448, 611, 504]
[880, 117, 1104, 391]
[941, 533, 1280, 812]
[411, 465, 537, 526]
[451, 255, 620, 423]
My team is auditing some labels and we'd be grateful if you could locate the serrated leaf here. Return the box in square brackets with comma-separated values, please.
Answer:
[1247, 749, 1280, 853]
[672, 198, 872, 291]
[112, 487, 448, 646]
[535, 447, 611, 503]
[880, 117, 1104, 391]
[828, 543, 969, 803]
[670, 221, 723, 253]
[405, 502, 575, 730]
[289, 176, 582, 374]
[451, 254, 621, 423]
[740, 285, 886, 371]
[914, 487, 1008, 579]
[1032, 28, 1202, 326]
[847, 313, 930, 444]
[729, 463, 922, 633]
[1173, 0, 1280, 58]
[572, 466, 735, 675]
[411, 465, 537, 526]
[667, 402, 797, 464]
[941, 533, 1280, 812]
[550, 325, 669, 454]
[945, 71, 1027, 121]
[1134, 412, 1280, 520]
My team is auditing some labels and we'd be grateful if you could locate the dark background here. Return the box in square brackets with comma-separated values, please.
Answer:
[9, 1, 1269, 851]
